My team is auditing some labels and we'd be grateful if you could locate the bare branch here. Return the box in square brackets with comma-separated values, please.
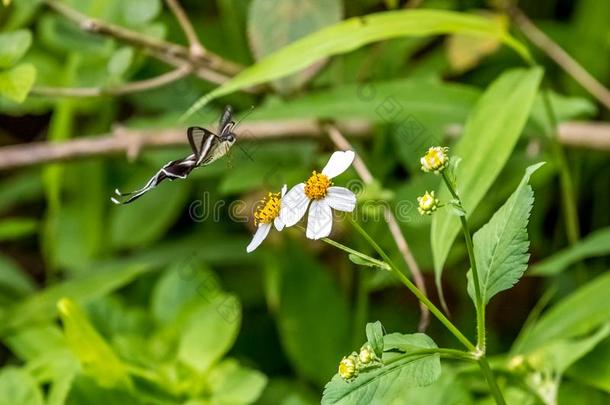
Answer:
[43, 0, 241, 76]
[325, 124, 430, 332]
[510, 7, 610, 111]
[0, 120, 371, 170]
[164, 0, 205, 58]
[30, 65, 192, 97]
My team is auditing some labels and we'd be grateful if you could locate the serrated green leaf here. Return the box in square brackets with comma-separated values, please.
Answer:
[365, 321, 384, 358]
[183, 9, 530, 120]
[467, 163, 544, 306]
[0, 30, 32, 68]
[431, 67, 543, 301]
[57, 298, 132, 388]
[322, 333, 440, 405]
[0, 63, 36, 103]
[531, 227, 610, 276]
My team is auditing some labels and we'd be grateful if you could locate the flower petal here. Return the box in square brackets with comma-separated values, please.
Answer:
[325, 186, 356, 212]
[306, 199, 333, 240]
[274, 216, 285, 231]
[321, 150, 355, 179]
[246, 223, 272, 253]
[280, 184, 287, 197]
[280, 183, 309, 227]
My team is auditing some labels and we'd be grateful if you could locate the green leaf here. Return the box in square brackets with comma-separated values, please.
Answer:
[322, 333, 440, 404]
[531, 227, 610, 276]
[0, 217, 37, 241]
[107, 47, 134, 77]
[431, 67, 543, 297]
[0, 30, 32, 68]
[467, 163, 544, 306]
[57, 298, 132, 388]
[365, 321, 384, 358]
[178, 295, 242, 373]
[208, 359, 268, 404]
[248, 0, 342, 93]
[567, 336, 610, 393]
[0, 254, 35, 303]
[0, 63, 36, 103]
[182, 9, 530, 119]
[517, 272, 610, 352]
[0, 367, 44, 405]
[0, 264, 150, 336]
[121, 0, 161, 26]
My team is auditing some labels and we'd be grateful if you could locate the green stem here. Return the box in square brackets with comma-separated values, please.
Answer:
[318, 234, 390, 271]
[384, 348, 477, 366]
[541, 88, 580, 245]
[347, 217, 476, 352]
[441, 171, 486, 351]
[478, 358, 507, 405]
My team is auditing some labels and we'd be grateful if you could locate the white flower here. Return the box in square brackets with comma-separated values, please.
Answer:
[246, 185, 287, 253]
[280, 151, 356, 240]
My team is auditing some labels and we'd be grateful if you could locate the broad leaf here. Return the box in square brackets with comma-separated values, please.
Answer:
[516, 272, 610, 352]
[0, 367, 43, 405]
[431, 67, 543, 299]
[467, 163, 544, 306]
[531, 227, 610, 276]
[182, 9, 530, 119]
[0, 30, 32, 68]
[322, 333, 440, 404]
[178, 295, 241, 373]
[57, 298, 131, 388]
[0, 63, 36, 103]
[208, 359, 268, 404]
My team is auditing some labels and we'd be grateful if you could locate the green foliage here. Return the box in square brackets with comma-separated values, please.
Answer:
[0, 367, 44, 405]
[0, 30, 32, 68]
[431, 68, 543, 295]
[322, 332, 440, 404]
[467, 163, 543, 306]
[183, 9, 530, 119]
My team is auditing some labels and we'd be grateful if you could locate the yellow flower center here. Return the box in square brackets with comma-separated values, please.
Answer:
[419, 193, 434, 210]
[254, 192, 281, 225]
[304, 171, 332, 200]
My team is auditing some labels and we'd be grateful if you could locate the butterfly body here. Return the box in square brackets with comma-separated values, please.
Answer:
[111, 106, 237, 205]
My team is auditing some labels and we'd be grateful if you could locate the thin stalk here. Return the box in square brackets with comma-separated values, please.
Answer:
[441, 171, 486, 351]
[541, 89, 580, 245]
[346, 217, 476, 352]
[383, 348, 477, 366]
[318, 234, 391, 270]
[478, 358, 507, 405]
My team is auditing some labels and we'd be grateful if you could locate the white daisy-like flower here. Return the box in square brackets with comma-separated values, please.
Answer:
[246, 185, 287, 253]
[280, 151, 356, 240]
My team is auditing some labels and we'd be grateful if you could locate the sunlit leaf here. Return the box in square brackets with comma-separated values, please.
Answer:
[0, 30, 32, 68]
[0, 367, 43, 405]
[0, 63, 36, 103]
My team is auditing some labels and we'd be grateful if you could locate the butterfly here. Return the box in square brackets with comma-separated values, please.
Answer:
[111, 105, 238, 205]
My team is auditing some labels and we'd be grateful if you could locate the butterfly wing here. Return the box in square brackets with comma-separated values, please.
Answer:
[219, 105, 235, 136]
[187, 126, 217, 161]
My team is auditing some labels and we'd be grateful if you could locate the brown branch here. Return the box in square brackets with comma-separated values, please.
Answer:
[510, 7, 610, 111]
[164, 0, 205, 58]
[30, 65, 192, 97]
[43, 0, 241, 76]
[325, 124, 430, 332]
[0, 120, 371, 170]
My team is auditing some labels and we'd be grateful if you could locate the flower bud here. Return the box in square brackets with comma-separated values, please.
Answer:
[358, 344, 376, 364]
[417, 191, 439, 215]
[420, 146, 449, 174]
[338, 353, 359, 381]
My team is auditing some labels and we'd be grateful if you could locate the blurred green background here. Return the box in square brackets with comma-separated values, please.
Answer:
[0, 0, 609, 404]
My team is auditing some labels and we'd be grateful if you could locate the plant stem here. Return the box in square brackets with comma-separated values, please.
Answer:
[541, 88, 580, 245]
[318, 235, 390, 271]
[441, 171, 486, 351]
[478, 358, 507, 405]
[383, 348, 477, 366]
[346, 217, 476, 352]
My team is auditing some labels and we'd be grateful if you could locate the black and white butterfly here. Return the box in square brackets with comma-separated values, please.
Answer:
[111, 105, 238, 205]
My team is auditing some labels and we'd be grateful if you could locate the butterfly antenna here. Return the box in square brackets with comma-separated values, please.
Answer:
[233, 105, 255, 131]
[236, 141, 255, 162]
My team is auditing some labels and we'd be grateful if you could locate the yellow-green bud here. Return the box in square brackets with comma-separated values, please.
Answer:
[358, 345, 376, 364]
[417, 191, 439, 215]
[420, 146, 449, 174]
